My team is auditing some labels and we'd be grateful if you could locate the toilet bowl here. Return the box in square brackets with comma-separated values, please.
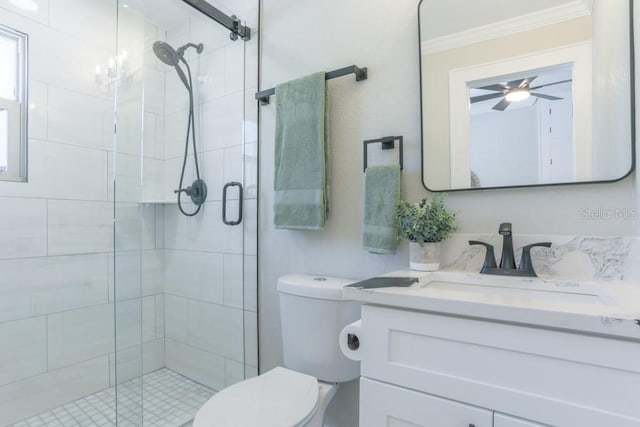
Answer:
[193, 367, 338, 427]
[193, 274, 361, 427]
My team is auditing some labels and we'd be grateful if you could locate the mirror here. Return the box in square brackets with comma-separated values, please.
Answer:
[418, 0, 634, 191]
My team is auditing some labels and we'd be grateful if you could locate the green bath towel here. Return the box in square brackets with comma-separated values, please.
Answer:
[363, 165, 401, 254]
[274, 72, 328, 230]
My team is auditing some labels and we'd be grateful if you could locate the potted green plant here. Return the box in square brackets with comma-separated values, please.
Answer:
[395, 194, 457, 271]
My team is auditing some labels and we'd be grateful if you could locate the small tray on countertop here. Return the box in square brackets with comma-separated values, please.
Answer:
[346, 276, 418, 289]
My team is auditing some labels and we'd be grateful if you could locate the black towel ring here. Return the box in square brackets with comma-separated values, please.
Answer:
[363, 136, 403, 172]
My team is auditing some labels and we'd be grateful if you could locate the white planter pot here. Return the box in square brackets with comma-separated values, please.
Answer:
[409, 241, 441, 271]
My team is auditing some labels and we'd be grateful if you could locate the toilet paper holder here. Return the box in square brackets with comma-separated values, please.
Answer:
[347, 333, 360, 351]
[340, 319, 363, 361]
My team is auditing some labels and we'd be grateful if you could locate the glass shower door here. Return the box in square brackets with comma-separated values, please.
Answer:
[0, 0, 255, 425]
[112, 0, 258, 424]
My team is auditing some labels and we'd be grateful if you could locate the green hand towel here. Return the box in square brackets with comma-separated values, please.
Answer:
[363, 165, 401, 254]
[274, 72, 327, 230]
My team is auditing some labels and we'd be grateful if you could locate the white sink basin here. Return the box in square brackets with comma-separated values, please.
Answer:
[423, 274, 614, 306]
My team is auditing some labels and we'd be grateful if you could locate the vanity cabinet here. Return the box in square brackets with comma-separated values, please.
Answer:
[358, 304, 640, 427]
[360, 377, 493, 427]
[360, 378, 543, 427]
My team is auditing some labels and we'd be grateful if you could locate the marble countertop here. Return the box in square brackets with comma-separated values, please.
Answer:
[343, 270, 640, 340]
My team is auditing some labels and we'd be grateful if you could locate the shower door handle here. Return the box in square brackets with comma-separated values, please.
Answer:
[222, 181, 243, 225]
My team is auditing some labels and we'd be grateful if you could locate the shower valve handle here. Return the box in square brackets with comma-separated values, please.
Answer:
[175, 180, 208, 207]
[175, 187, 194, 195]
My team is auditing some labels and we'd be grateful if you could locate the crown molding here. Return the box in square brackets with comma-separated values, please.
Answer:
[421, 0, 593, 55]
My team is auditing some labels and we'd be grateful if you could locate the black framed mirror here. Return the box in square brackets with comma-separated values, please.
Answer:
[418, 0, 635, 191]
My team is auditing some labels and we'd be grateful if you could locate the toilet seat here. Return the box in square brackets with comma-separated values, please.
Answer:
[193, 367, 320, 427]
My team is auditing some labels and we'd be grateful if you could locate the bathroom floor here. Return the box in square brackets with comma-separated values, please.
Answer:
[10, 369, 214, 427]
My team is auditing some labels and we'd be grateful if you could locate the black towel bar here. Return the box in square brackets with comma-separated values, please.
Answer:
[363, 136, 403, 172]
[255, 65, 368, 105]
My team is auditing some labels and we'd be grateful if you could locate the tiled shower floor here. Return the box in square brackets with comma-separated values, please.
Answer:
[10, 369, 214, 427]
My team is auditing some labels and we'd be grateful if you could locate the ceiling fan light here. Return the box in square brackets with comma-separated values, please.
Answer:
[505, 88, 530, 103]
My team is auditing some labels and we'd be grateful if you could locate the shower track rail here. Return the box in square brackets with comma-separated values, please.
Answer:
[181, 0, 251, 41]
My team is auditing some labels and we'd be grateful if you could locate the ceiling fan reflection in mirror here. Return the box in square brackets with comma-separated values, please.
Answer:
[470, 76, 572, 111]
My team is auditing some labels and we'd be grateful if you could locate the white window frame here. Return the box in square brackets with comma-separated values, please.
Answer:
[0, 24, 28, 182]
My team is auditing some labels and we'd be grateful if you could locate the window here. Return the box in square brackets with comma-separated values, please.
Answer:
[0, 24, 27, 182]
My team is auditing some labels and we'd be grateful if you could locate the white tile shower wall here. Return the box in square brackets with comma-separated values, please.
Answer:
[0, 356, 110, 425]
[0, 197, 47, 259]
[165, 339, 227, 391]
[164, 250, 224, 304]
[140, 8, 168, 203]
[0, 253, 109, 322]
[0, 2, 165, 423]
[0, 317, 47, 386]
[187, 299, 244, 361]
[47, 304, 115, 371]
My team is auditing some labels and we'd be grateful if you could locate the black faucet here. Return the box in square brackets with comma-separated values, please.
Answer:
[469, 223, 551, 277]
[498, 222, 516, 270]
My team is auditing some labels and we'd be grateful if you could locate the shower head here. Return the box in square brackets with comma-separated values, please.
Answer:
[153, 41, 180, 66]
[153, 41, 204, 90]
[153, 41, 204, 66]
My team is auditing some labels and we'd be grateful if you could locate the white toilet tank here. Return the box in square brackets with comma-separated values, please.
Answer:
[278, 274, 361, 383]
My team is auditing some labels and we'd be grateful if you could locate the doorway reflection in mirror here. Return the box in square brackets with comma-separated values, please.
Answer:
[468, 64, 574, 187]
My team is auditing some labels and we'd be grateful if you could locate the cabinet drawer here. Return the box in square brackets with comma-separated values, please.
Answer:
[360, 377, 492, 427]
[360, 305, 640, 427]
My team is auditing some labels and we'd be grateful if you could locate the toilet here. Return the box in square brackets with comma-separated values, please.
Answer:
[193, 274, 361, 427]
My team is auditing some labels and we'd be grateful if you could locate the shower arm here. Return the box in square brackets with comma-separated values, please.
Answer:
[177, 43, 203, 56]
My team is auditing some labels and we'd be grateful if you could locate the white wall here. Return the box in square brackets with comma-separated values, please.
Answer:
[260, 0, 424, 361]
[260, 1, 424, 425]
[259, 1, 640, 426]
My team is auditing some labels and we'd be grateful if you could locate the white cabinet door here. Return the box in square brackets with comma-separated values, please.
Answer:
[361, 305, 640, 427]
[360, 378, 493, 427]
[494, 413, 547, 427]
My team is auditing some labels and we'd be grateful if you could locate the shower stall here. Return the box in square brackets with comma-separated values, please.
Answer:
[0, 0, 258, 425]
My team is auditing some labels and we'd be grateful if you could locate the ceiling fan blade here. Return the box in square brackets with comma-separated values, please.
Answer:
[470, 93, 505, 103]
[475, 83, 509, 92]
[492, 98, 511, 111]
[529, 79, 572, 91]
[506, 76, 537, 89]
[531, 92, 563, 101]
